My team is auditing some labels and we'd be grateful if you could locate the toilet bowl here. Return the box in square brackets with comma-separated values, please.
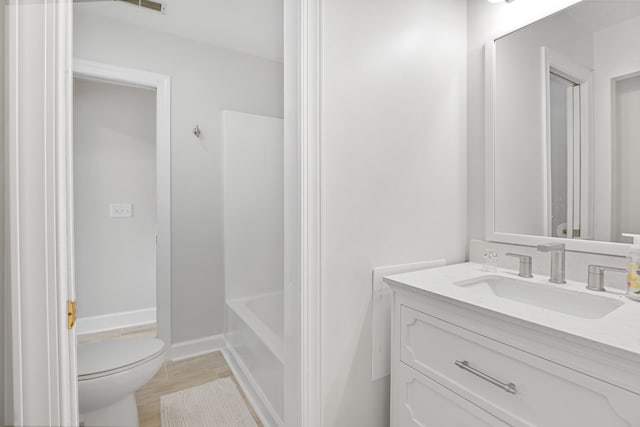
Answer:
[78, 337, 166, 427]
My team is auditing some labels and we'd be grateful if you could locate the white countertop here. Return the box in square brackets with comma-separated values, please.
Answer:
[384, 262, 640, 362]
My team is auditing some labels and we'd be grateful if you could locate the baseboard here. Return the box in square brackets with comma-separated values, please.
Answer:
[222, 342, 283, 427]
[76, 307, 156, 335]
[169, 334, 226, 361]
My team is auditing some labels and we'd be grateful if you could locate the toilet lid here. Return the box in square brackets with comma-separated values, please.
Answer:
[78, 337, 165, 378]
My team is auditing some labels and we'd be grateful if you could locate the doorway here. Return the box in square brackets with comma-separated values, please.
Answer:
[549, 72, 580, 238]
[73, 60, 172, 346]
[73, 77, 158, 340]
[4, 0, 318, 424]
[543, 47, 593, 240]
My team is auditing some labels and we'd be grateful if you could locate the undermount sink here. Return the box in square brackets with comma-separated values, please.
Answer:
[455, 276, 624, 319]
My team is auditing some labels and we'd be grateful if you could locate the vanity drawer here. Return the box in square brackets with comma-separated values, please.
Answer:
[400, 305, 640, 426]
[394, 362, 510, 427]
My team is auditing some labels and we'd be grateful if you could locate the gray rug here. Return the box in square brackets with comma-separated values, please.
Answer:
[161, 378, 258, 427]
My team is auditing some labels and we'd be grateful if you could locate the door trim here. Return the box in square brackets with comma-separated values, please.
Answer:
[6, 1, 77, 424]
[72, 58, 172, 347]
[284, 0, 323, 425]
[8, 0, 322, 425]
[541, 46, 593, 240]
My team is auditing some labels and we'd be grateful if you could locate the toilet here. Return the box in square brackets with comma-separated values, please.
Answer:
[78, 337, 166, 427]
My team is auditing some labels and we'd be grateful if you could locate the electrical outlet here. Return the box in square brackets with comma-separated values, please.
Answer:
[110, 203, 133, 218]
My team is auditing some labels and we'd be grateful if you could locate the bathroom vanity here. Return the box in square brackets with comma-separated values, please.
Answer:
[385, 263, 640, 426]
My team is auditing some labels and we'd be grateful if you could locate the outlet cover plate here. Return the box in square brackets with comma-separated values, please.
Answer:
[110, 203, 133, 218]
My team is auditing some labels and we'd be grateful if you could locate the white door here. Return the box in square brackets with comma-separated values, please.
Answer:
[548, 71, 590, 240]
[6, 1, 79, 425]
[548, 73, 572, 238]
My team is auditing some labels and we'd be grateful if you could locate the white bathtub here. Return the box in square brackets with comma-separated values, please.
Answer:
[226, 291, 284, 425]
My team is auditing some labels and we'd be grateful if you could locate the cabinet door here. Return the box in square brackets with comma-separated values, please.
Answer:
[400, 305, 640, 426]
[395, 363, 510, 427]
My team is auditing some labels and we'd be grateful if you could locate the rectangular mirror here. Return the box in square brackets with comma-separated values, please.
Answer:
[487, 0, 640, 255]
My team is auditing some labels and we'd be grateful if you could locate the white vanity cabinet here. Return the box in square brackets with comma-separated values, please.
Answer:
[388, 279, 640, 427]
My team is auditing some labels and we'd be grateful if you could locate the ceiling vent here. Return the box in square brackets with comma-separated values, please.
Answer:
[118, 0, 166, 13]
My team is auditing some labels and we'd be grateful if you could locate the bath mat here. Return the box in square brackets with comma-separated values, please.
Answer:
[161, 378, 258, 427]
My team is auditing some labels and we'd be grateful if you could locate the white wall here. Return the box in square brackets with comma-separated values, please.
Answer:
[321, 0, 467, 425]
[467, 0, 583, 246]
[1, 0, 6, 422]
[223, 111, 284, 301]
[592, 15, 640, 242]
[493, 12, 592, 236]
[74, 10, 284, 343]
[74, 78, 157, 319]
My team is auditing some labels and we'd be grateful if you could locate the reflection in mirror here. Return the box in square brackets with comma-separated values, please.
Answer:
[493, 0, 640, 244]
[613, 73, 640, 243]
[549, 73, 572, 238]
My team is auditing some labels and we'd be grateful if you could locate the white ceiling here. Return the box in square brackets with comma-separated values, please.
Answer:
[564, 0, 640, 33]
[75, 0, 284, 62]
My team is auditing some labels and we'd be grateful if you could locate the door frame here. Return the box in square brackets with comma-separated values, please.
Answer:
[7, 0, 322, 426]
[285, 0, 323, 425]
[72, 59, 172, 347]
[541, 46, 593, 240]
[6, 1, 77, 425]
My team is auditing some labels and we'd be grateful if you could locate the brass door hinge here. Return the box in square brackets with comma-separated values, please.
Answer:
[68, 300, 76, 330]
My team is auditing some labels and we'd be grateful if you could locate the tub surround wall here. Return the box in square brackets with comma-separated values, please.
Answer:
[226, 298, 284, 425]
[223, 111, 284, 424]
[74, 9, 284, 344]
[321, 0, 467, 425]
[223, 111, 284, 301]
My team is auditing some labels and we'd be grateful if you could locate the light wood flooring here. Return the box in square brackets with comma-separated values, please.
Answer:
[77, 326, 262, 427]
[136, 351, 263, 427]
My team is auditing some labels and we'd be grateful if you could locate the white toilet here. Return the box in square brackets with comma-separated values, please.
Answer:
[78, 337, 166, 427]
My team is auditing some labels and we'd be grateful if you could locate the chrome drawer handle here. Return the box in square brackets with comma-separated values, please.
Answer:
[454, 360, 517, 395]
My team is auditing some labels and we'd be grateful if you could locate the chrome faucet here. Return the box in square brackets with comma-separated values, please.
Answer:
[537, 243, 566, 284]
[505, 253, 533, 278]
[586, 265, 627, 292]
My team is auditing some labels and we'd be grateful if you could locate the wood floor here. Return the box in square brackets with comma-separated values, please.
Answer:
[77, 326, 263, 427]
[136, 351, 263, 427]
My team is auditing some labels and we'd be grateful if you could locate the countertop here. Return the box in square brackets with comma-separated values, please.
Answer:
[384, 262, 640, 363]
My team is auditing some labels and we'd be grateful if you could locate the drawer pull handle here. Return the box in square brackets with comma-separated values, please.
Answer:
[454, 360, 517, 395]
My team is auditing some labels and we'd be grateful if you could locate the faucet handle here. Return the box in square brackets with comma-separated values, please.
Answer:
[586, 265, 627, 292]
[506, 253, 533, 278]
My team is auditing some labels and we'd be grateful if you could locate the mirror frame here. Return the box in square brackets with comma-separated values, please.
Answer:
[485, 10, 630, 257]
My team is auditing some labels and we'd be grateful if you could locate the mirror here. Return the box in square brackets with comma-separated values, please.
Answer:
[490, 0, 640, 249]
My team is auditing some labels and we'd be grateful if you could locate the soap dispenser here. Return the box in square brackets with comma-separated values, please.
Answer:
[623, 233, 640, 301]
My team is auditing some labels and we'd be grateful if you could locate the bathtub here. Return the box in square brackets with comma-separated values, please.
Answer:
[225, 291, 284, 426]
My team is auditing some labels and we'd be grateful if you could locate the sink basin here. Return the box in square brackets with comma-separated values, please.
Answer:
[455, 276, 624, 319]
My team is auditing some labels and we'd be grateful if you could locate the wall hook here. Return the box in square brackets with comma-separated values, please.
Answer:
[193, 124, 201, 139]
